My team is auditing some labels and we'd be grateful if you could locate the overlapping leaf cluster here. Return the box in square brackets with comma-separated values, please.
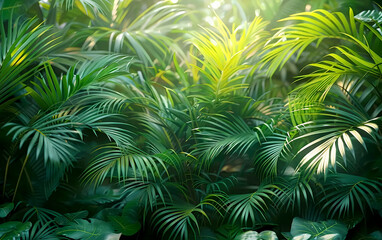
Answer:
[0, 0, 382, 240]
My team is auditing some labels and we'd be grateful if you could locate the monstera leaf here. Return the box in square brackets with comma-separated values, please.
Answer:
[0, 203, 14, 218]
[56, 218, 117, 240]
[283, 218, 348, 240]
[0, 221, 32, 239]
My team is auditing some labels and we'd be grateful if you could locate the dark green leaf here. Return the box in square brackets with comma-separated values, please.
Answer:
[108, 215, 141, 236]
[0, 221, 32, 239]
[0, 203, 14, 218]
[56, 218, 116, 240]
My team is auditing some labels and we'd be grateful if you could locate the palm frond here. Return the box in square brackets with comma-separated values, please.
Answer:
[192, 115, 264, 168]
[152, 194, 223, 240]
[26, 55, 132, 110]
[290, 34, 382, 107]
[320, 174, 382, 217]
[274, 174, 315, 213]
[56, 0, 105, 13]
[261, 9, 361, 76]
[80, 1, 187, 68]
[0, 17, 59, 109]
[190, 14, 269, 105]
[261, 9, 382, 118]
[295, 98, 380, 174]
[254, 132, 292, 178]
[21, 220, 58, 240]
[226, 184, 276, 225]
[121, 176, 183, 212]
[4, 111, 80, 166]
[194, 173, 238, 195]
[23, 207, 61, 224]
[70, 107, 135, 147]
[81, 144, 166, 187]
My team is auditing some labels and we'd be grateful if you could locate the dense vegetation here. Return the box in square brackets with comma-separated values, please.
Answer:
[0, 0, 382, 239]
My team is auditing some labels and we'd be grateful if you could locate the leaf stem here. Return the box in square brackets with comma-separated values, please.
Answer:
[12, 155, 29, 202]
[2, 155, 11, 196]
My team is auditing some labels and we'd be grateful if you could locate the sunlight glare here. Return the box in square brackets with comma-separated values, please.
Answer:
[210, 1, 221, 9]
[204, 16, 215, 26]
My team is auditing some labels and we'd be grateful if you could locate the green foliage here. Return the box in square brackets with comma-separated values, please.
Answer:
[1, 1, 382, 240]
[320, 174, 382, 217]
[56, 218, 116, 240]
[82, 144, 165, 186]
[0, 17, 58, 110]
[108, 215, 141, 236]
[0, 221, 32, 239]
[0, 203, 14, 218]
[226, 184, 276, 225]
[283, 217, 348, 240]
[355, 10, 382, 24]
[152, 203, 209, 240]
[54, 210, 88, 225]
[295, 101, 380, 174]
[190, 15, 269, 107]
[193, 115, 264, 167]
[235, 230, 278, 240]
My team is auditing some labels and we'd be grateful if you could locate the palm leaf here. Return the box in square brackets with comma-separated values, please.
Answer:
[254, 131, 291, 178]
[226, 184, 276, 225]
[26, 55, 132, 110]
[0, 17, 59, 109]
[355, 9, 382, 24]
[192, 115, 264, 168]
[261, 9, 360, 76]
[194, 173, 238, 195]
[190, 14, 269, 104]
[274, 175, 315, 213]
[320, 174, 382, 218]
[21, 220, 59, 240]
[122, 176, 177, 212]
[80, 0, 187, 69]
[4, 111, 80, 166]
[261, 9, 382, 121]
[152, 204, 212, 239]
[81, 144, 166, 186]
[295, 99, 380, 174]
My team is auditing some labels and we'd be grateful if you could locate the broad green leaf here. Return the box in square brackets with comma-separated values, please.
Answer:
[0, 203, 13, 218]
[108, 215, 141, 236]
[289, 218, 347, 240]
[259, 231, 278, 240]
[235, 230, 278, 240]
[292, 234, 311, 240]
[56, 218, 114, 240]
[0, 221, 32, 239]
[54, 210, 89, 225]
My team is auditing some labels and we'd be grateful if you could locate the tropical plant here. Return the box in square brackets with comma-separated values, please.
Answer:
[1, 0, 382, 239]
